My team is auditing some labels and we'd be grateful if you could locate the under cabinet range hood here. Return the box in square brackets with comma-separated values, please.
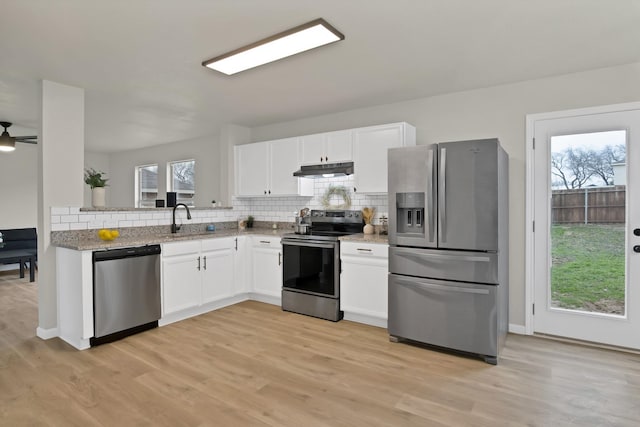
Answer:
[293, 161, 354, 178]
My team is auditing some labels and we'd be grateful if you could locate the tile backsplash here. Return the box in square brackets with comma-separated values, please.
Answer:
[236, 176, 388, 224]
[51, 176, 388, 231]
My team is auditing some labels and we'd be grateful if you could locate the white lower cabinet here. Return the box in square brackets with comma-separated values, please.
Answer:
[161, 237, 241, 323]
[250, 236, 282, 304]
[340, 241, 389, 328]
[162, 242, 202, 315]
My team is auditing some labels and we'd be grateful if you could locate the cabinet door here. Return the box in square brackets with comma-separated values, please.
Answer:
[235, 142, 269, 196]
[233, 237, 248, 295]
[201, 246, 235, 304]
[300, 133, 325, 165]
[252, 245, 282, 297]
[353, 123, 416, 193]
[325, 129, 353, 163]
[269, 137, 309, 196]
[353, 123, 408, 193]
[340, 244, 389, 321]
[162, 253, 201, 315]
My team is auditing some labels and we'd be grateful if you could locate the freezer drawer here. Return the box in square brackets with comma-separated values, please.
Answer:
[389, 246, 497, 284]
[388, 274, 498, 358]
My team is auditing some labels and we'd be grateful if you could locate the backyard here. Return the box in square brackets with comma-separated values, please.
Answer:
[551, 224, 625, 315]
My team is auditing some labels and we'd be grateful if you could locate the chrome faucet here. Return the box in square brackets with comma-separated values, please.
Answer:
[171, 203, 192, 233]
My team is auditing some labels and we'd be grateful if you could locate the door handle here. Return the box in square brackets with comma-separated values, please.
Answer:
[439, 147, 447, 242]
[395, 278, 489, 295]
[427, 147, 436, 242]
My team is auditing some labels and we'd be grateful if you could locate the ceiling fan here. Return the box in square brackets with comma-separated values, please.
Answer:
[0, 121, 37, 152]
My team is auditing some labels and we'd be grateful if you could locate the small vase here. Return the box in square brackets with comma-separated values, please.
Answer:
[92, 187, 106, 208]
[363, 224, 374, 235]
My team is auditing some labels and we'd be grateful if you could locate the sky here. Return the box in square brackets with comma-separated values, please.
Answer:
[551, 130, 626, 153]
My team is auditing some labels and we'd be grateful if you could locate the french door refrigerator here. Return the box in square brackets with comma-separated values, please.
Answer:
[387, 139, 508, 364]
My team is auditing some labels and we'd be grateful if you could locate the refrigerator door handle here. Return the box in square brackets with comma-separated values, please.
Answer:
[395, 248, 491, 263]
[394, 277, 490, 295]
[439, 147, 447, 242]
[427, 148, 435, 242]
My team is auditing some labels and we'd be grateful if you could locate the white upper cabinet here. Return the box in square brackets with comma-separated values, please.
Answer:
[269, 137, 309, 196]
[235, 142, 269, 196]
[235, 138, 312, 197]
[300, 129, 353, 165]
[353, 122, 416, 194]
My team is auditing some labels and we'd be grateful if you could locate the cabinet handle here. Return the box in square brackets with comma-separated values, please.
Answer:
[325, 156, 328, 162]
[278, 252, 281, 266]
[268, 190, 271, 194]
[357, 248, 372, 252]
[353, 187, 357, 192]
[203, 255, 207, 270]
[260, 240, 271, 244]
[197, 256, 201, 271]
[235, 237, 238, 251]
[264, 190, 267, 195]
[320, 156, 323, 162]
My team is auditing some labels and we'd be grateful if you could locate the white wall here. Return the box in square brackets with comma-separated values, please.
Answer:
[84, 151, 111, 207]
[0, 142, 37, 228]
[249, 62, 640, 328]
[107, 134, 221, 208]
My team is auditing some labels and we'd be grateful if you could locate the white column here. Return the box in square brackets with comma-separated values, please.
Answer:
[37, 80, 84, 338]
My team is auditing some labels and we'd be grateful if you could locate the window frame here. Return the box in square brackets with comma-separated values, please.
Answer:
[167, 159, 196, 207]
[134, 163, 159, 208]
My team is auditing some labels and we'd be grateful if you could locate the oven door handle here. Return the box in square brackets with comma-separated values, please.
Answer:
[281, 240, 336, 249]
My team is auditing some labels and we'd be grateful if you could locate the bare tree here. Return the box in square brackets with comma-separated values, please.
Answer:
[589, 144, 625, 186]
[552, 144, 626, 189]
[551, 148, 595, 189]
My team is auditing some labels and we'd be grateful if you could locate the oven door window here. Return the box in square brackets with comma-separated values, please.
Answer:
[282, 242, 337, 298]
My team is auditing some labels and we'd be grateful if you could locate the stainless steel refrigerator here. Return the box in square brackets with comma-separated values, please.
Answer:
[387, 139, 508, 364]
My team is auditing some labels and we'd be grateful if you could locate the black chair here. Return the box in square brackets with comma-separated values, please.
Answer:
[0, 228, 38, 282]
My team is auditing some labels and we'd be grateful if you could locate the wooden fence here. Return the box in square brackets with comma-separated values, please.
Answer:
[552, 186, 625, 224]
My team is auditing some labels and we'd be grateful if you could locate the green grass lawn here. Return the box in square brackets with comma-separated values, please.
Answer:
[551, 224, 625, 314]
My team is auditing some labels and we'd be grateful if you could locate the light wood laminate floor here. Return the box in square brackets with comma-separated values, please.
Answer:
[1, 270, 639, 426]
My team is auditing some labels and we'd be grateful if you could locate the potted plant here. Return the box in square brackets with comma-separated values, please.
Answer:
[247, 215, 254, 228]
[84, 168, 108, 208]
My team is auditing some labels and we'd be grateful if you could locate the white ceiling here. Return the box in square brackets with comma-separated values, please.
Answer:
[1, 0, 639, 153]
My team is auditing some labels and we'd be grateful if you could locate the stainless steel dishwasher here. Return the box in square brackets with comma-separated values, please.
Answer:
[91, 245, 161, 346]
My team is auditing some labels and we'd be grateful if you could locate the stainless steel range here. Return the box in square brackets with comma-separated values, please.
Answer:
[281, 209, 362, 321]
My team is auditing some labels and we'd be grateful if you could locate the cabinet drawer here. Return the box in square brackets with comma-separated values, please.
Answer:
[162, 240, 201, 257]
[201, 237, 235, 252]
[340, 241, 388, 258]
[252, 236, 281, 249]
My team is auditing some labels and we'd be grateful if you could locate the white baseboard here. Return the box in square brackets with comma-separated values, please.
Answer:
[160, 294, 249, 326]
[343, 312, 387, 329]
[508, 323, 527, 335]
[248, 292, 281, 306]
[59, 335, 91, 350]
[36, 326, 59, 340]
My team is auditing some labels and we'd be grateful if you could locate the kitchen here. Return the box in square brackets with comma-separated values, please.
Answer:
[2, 1, 640, 425]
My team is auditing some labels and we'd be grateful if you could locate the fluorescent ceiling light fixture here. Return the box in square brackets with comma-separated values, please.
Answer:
[202, 18, 344, 75]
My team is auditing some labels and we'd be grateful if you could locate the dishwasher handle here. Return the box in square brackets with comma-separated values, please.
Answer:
[93, 244, 161, 262]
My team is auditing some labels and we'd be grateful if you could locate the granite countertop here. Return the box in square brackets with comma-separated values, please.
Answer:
[53, 227, 293, 251]
[339, 233, 389, 244]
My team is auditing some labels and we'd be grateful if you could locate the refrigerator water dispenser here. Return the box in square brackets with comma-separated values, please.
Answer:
[395, 192, 425, 236]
